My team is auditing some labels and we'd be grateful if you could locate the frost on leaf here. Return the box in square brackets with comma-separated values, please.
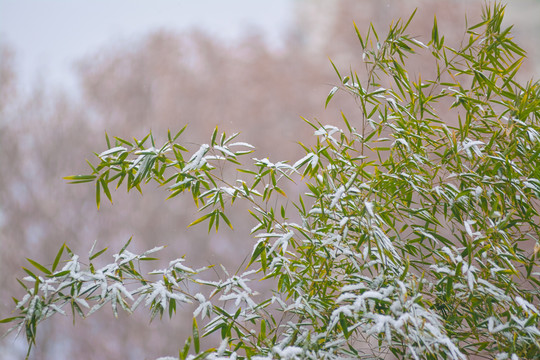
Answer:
[183, 144, 210, 171]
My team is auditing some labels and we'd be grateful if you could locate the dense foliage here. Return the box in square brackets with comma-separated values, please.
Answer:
[3, 3, 540, 359]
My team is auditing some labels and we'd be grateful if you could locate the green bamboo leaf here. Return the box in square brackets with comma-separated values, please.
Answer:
[0, 316, 23, 323]
[325, 86, 339, 108]
[89, 247, 108, 261]
[114, 136, 133, 147]
[118, 237, 132, 256]
[431, 15, 439, 48]
[353, 21, 364, 48]
[63, 175, 97, 184]
[33, 276, 41, 295]
[248, 242, 265, 268]
[339, 313, 350, 339]
[105, 131, 111, 148]
[173, 125, 188, 141]
[188, 212, 213, 228]
[96, 180, 101, 209]
[208, 211, 217, 233]
[219, 211, 233, 230]
[50, 270, 70, 278]
[211, 126, 218, 146]
[51, 244, 65, 272]
[329, 59, 342, 80]
[100, 179, 113, 204]
[403, 8, 417, 31]
[136, 133, 151, 148]
[274, 187, 286, 197]
[26, 259, 51, 275]
[169, 298, 176, 318]
[193, 317, 200, 353]
[180, 337, 191, 360]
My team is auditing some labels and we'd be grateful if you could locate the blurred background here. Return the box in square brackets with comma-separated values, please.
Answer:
[1, 0, 539, 359]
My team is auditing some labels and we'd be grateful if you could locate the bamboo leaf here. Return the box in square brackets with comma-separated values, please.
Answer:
[51, 244, 65, 272]
[193, 317, 200, 354]
[26, 259, 51, 275]
[325, 86, 339, 108]
[188, 212, 214, 228]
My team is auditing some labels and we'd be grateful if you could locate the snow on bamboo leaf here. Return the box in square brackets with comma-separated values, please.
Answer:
[183, 144, 210, 171]
[293, 152, 318, 170]
[137, 280, 191, 312]
[192, 293, 212, 319]
[257, 231, 294, 255]
[457, 138, 485, 157]
[330, 186, 345, 209]
[228, 142, 255, 148]
[98, 146, 127, 158]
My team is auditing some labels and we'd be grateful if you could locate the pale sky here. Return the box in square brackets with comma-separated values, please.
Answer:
[0, 0, 294, 90]
[1, 0, 538, 92]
